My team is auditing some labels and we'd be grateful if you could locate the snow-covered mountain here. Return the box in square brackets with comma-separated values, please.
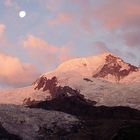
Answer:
[0, 53, 140, 109]
[39, 53, 139, 83]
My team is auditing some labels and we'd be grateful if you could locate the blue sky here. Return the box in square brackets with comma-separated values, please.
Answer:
[0, 0, 140, 88]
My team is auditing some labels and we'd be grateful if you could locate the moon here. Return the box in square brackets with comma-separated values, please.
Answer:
[19, 11, 26, 18]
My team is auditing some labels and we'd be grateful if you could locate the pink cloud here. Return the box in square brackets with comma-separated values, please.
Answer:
[4, 0, 13, 7]
[41, 0, 140, 37]
[4, 0, 20, 10]
[23, 35, 73, 70]
[94, 41, 110, 53]
[0, 23, 14, 48]
[0, 24, 6, 40]
[0, 24, 6, 39]
[48, 13, 73, 26]
[93, 0, 140, 29]
[123, 30, 140, 48]
[23, 35, 58, 53]
[0, 52, 39, 87]
[39, 0, 64, 11]
[44, 0, 93, 32]
[0, 25, 39, 87]
[0, 24, 10, 47]
[89, 0, 140, 48]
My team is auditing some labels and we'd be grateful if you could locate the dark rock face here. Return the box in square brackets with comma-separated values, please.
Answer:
[30, 98, 140, 140]
[30, 92, 140, 140]
[83, 78, 93, 82]
[0, 123, 21, 140]
[29, 86, 140, 140]
[112, 122, 140, 140]
[23, 97, 37, 106]
[34, 76, 59, 98]
[30, 93, 140, 120]
[34, 76, 85, 99]
[34, 76, 58, 95]
[93, 54, 138, 82]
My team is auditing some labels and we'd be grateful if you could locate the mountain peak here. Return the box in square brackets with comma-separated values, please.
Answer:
[98, 52, 116, 57]
[93, 53, 138, 82]
[37, 53, 139, 85]
[55, 52, 115, 72]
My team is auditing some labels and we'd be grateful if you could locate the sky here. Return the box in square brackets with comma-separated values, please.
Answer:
[0, 0, 140, 88]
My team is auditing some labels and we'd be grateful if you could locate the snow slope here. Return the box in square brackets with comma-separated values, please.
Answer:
[35, 53, 140, 109]
[0, 86, 50, 105]
[41, 53, 139, 83]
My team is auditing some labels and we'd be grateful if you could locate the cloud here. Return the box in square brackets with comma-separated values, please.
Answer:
[39, 0, 65, 12]
[44, 0, 140, 37]
[0, 52, 39, 88]
[0, 24, 10, 48]
[123, 30, 140, 48]
[0, 23, 14, 49]
[23, 35, 73, 70]
[4, 0, 13, 7]
[0, 24, 5, 34]
[0, 24, 6, 39]
[94, 41, 110, 53]
[0, 24, 39, 88]
[48, 13, 72, 25]
[60, 0, 140, 48]
[93, 0, 140, 29]
[93, 41, 136, 58]
[92, 0, 140, 48]
[45, 0, 94, 32]
[4, 0, 20, 10]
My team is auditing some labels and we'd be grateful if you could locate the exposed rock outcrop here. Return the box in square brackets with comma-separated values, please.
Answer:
[34, 76, 83, 98]
[93, 54, 138, 82]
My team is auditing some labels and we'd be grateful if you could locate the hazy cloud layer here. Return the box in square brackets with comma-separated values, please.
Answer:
[23, 35, 73, 71]
[0, 52, 39, 88]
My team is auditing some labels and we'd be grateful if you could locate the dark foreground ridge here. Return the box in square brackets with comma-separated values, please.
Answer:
[0, 123, 21, 140]
[30, 92, 140, 120]
[29, 80, 140, 140]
